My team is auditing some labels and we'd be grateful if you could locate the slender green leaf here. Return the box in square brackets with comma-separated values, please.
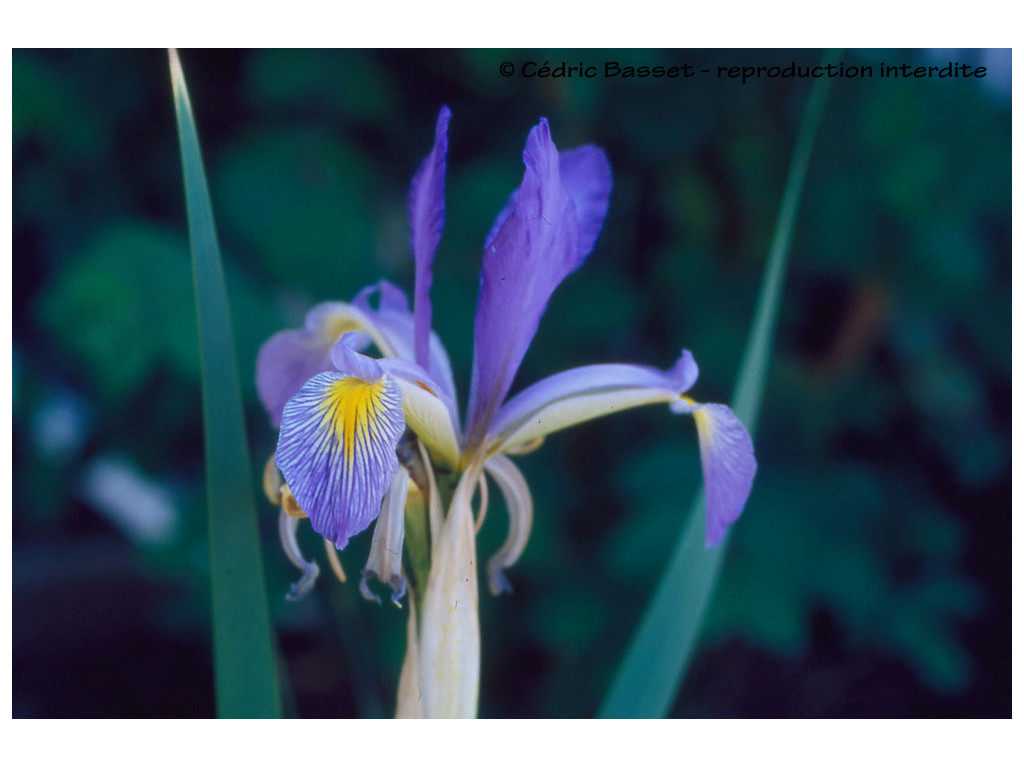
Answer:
[599, 50, 839, 718]
[169, 49, 283, 718]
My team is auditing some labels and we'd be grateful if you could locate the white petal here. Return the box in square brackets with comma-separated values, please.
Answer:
[489, 353, 698, 454]
[416, 465, 481, 717]
[483, 454, 534, 595]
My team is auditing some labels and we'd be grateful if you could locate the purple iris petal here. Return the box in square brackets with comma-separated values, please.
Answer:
[558, 145, 612, 258]
[690, 403, 757, 548]
[489, 351, 699, 445]
[332, 333, 386, 383]
[467, 120, 611, 446]
[351, 280, 458, 400]
[256, 301, 362, 427]
[275, 369, 406, 549]
[484, 145, 612, 258]
[354, 279, 409, 315]
[408, 106, 451, 371]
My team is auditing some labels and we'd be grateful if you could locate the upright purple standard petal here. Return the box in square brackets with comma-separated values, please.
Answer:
[558, 145, 612, 258]
[408, 106, 451, 371]
[484, 145, 612, 259]
[466, 120, 611, 448]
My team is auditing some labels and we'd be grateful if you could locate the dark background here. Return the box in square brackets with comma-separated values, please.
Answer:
[12, 48, 1011, 717]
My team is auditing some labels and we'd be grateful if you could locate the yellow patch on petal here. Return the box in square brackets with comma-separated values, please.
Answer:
[319, 377, 389, 467]
[693, 406, 714, 440]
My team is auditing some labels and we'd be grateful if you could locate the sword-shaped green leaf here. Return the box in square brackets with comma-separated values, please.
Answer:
[169, 49, 283, 718]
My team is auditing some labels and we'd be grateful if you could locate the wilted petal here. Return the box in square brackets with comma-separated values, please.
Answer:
[489, 351, 699, 453]
[483, 454, 533, 596]
[361, 466, 409, 606]
[275, 367, 405, 549]
[467, 120, 586, 445]
[673, 401, 757, 547]
[278, 510, 320, 601]
[262, 454, 284, 506]
[409, 106, 451, 370]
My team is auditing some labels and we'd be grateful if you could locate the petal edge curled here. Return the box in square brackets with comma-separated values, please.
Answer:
[275, 371, 405, 549]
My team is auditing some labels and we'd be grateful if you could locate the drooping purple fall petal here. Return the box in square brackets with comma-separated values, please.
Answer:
[684, 403, 757, 548]
[275, 360, 405, 550]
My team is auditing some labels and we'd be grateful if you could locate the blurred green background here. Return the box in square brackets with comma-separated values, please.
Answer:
[12, 49, 1010, 717]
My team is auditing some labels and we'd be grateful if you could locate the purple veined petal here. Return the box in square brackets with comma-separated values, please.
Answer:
[484, 145, 612, 261]
[408, 106, 451, 370]
[488, 351, 699, 453]
[275, 370, 406, 550]
[256, 300, 388, 428]
[674, 402, 756, 548]
[465, 119, 581, 448]
[351, 280, 458, 402]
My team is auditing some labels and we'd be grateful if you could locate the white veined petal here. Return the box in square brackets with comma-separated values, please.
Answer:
[488, 354, 697, 454]
[495, 386, 681, 454]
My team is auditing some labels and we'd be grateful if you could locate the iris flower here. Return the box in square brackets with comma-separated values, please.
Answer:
[256, 107, 756, 717]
